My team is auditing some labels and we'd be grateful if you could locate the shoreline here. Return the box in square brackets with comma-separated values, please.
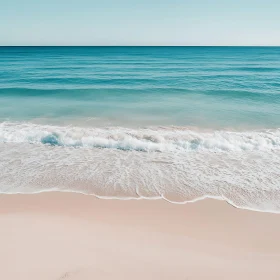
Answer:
[1, 192, 280, 279]
[1, 189, 279, 214]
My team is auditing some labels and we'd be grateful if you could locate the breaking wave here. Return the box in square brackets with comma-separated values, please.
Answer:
[1, 122, 280, 152]
[1, 121, 280, 213]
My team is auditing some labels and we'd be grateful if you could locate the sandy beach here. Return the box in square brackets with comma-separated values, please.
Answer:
[0, 193, 279, 280]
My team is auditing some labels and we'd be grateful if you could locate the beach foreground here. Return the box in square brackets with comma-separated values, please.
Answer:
[1, 193, 280, 280]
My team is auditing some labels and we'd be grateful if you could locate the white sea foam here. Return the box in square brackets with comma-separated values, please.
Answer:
[0, 122, 280, 213]
[1, 122, 280, 152]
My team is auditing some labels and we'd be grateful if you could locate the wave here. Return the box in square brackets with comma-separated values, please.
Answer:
[1, 121, 280, 213]
[0, 122, 280, 152]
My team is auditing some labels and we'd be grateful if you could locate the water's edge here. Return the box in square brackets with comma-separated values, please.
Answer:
[2, 189, 279, 214]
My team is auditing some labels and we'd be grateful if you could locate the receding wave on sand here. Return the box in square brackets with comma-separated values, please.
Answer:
[0, 122, 280, 213]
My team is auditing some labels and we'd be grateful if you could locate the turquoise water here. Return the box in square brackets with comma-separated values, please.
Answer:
[1, 47, 280, 128]
[1, 47, 280, 212]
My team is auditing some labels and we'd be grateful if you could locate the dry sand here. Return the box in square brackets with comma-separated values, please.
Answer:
[0, 192, 280, 280]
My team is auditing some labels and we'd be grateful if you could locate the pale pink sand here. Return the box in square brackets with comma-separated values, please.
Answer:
[0, 193, 280, 280]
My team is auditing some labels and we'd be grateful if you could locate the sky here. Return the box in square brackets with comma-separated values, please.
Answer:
[1, 0, 280, 46]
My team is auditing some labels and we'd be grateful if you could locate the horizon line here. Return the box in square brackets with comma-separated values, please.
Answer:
[1, 45, 280, 47]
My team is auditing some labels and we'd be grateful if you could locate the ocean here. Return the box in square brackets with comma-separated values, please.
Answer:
[0, 46, 280, 212]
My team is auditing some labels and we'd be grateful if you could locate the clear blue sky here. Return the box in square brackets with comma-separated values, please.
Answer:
[1, 0, 280, 46]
